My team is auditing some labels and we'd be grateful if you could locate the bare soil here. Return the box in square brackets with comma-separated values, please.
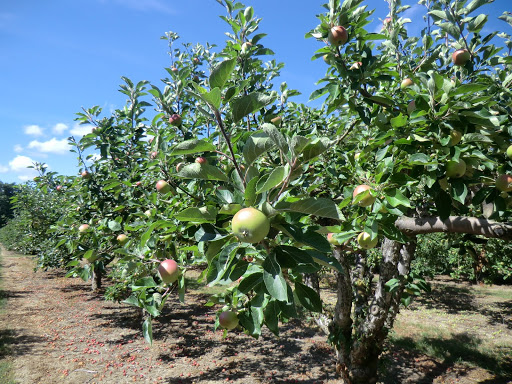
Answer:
[0, 246, 511, 384]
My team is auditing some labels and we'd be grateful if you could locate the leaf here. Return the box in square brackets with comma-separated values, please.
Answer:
[256, 166, 286, 193]
[294, 282, 322, 312]
[177, 163, 228, 182]
[262, 123, 289, 157]
[108, 220, 122, 232]
[450, 83, 489, 96]
[171, 139, 216, 156]
[385, 188, 412, 208]
[242, 131, 276, 165]
[289, 198, 344, 220]
[209, 58, 236, 90]
[239, 271, 264, 293]
[409, 153, 435, 165]
[263, 300, 280, 336]
[466, 0, 492, 15]
[276, 224, 331, 254]
[175, 207, 217, 223]
[450, 179, 468, 204]
[302, 137, 331, 161]
[142, 318, 153, 345]
[390, 114, 408, 128]
[231, 92, 276, 122]
[290, 135, 310, 156]
[262, 253, 288, 301]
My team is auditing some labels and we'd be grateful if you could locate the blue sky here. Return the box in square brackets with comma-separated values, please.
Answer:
[0, 0, 509, 183]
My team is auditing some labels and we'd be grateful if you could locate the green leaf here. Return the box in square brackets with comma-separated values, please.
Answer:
[142, 318, 153, 345]
[390, 114, 408, 128]
[290, 135, 310, 156]
[276, 224, 331, 254]
[263, 300, 280, 336]
[450, 179, 468, 204]
[262, 253, 288, 301]
[385, 188, 412, 208]
[262, 123, 289, 157]
[466, 0, 491, 15]
[244, 177, 258, 206]
[108, 220, 122, 232]
[289, 198, 344, 220]
[450, 83, 488, 96]
[242, 131, 276, 165]
[175, 207, 217, 223]
[239, 271, 264, 293]
[231, 92, 276, 122]
[302, 137, 331, 161]
[294, 282, 322, 312]
[409, 153, 435, 165]
[177, 163, 228, 182]
[209, 58, 236, 90]
[256, 166, 286, 193]
[171, 139, 216, 156]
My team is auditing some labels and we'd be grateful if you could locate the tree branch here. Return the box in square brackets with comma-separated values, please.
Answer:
[395, 216, 512, 240]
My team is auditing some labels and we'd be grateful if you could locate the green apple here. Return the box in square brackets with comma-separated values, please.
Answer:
[218, 310, 239, 330]
[449, 130, 463, 146]
[506, 145, 512, 160]
[400, 78, 413, 89]
[446, 159, 466, 178]
[327, 233, 340, 246]
[232, 207, 270, 243]
[117, 234, 129, 245]
[357, 232, 378, 250]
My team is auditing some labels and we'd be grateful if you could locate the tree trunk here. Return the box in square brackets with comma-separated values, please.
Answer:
[91, 265, 102, 291]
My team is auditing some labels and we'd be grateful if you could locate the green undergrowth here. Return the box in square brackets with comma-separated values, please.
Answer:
[0, 246, 15, 384]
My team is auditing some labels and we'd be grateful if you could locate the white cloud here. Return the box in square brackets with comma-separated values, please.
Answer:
[8, 155, 39, 181]
[13, 144, 23, 153]
[70, 123, 94, 136]
[27, 138, 70, 155]
[24, 124, 44, 136]
[0, 164, 8, 173]
[53, 123, 69, 134]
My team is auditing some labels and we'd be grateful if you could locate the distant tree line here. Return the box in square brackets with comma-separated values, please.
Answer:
[0, 181, 16, 227]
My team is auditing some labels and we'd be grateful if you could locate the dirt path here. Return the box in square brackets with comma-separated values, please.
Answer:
[0, 246, 511, 383]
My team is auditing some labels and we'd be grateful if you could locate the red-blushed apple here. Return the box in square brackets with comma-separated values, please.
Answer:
[81, 171, 91, 179]
[327, 233, 340, 246]
[218, 310, 239, 330]
[232, 207, 270, 243]
[135, 181, 142, 187]
[169, 114, 182, 126]
[446, 159, 466, 178]
[117, 234, 129, 245]
[506, 145, 512, 160]
[171, 66, 178, 73]
[193, 57, 200, 64]
[158, 259, 180, 284]
[357, 231, 378, 250]
[353, 185, 376, 207]
[156, 180, 171, 194]
[400, 78, 414, 89]
[56, 185, 63, 191]
[449, 130, 463, 146]
[496, 174, 512, 192]
[150, 151, 158, 159]
[350, 61, 362, 70]
[452, 49, 470, 66]
[270, 116, 282, 127]
[78, 224, 90, 233]
[328, 26, 348, 46]
[195, 156, 208, 165]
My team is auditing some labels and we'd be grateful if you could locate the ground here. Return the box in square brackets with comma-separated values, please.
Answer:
[0, 246, 511, 384]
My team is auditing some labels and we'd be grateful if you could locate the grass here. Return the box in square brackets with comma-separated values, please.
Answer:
[0, 246, 15, 384]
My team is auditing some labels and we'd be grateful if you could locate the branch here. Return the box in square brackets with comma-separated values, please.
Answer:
[395, 216, 512, 240]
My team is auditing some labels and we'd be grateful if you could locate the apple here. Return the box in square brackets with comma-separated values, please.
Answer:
[232, 207, 270, 243]
[171, 66, 178, 73]
[400, 78, 413, 89]
[195, 156, 208, 165]
[327, 233, 340, 246]
[270, 116, 282, 127]
[328, 26, 348, 46]
[144, 210, 152, 217]
[496, 174, 512, 192]
[158, 259, 180, 284]
[81, 171, 91, 179]
[407, 100, 416, 115]
[117, 234, 129, 245]
[56, 185, 63, 191]
[354, 152, 361, 160]
[150, 151, 158, 159]
[353, 185, 376, 207]
[78, 224, 90, 233]
[506, 145, 512, 160]
[350, 61, 362, 70]
[446, 159, 466, 178]
[218, 310, 239, 330]
[452, 49, 470, 66]
[193, 75, 200, 82]
[135, 181, 142, 187]
[169, 114, 182, 126]
[383, 17, 392, 26]
[357, 232, 378, 250]
[193, 57, 200, 64]
[449, 130, 463, 146]
[156, 180, 171, 194]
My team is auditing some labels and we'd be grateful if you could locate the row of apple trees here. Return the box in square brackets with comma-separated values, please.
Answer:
[2, 0, 512, 382]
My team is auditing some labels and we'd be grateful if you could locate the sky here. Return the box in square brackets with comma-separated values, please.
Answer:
[0, 0, 509, 183]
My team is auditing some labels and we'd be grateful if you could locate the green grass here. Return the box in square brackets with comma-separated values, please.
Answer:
[0, 247, 15, 384]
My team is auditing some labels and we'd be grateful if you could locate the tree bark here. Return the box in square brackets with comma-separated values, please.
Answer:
[91, 265, 102, 292]
[395, 216, 512, 240]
